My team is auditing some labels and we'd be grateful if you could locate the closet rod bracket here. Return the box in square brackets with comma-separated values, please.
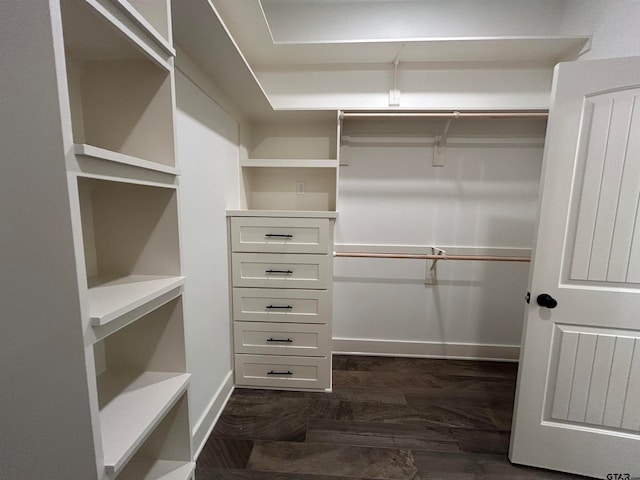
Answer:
[425, 247, 446, 285]
[433, 112, 459, 167]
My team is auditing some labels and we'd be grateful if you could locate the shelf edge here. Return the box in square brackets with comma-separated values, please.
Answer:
[226, 209, 338, 219]
[102, 372, 191, 476]
[90, 276, 186, 327]
[74, 144, 180, 176]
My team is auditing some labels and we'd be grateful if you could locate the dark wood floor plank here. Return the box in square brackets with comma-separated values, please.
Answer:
[306, 418, 459, 452]
[195, 467, 379, 479]
[413, 451, 588, 479]
[450, 428, 511, 454]
[197, 437, 254, 470]
[403, 388, 515, 409]
[337, 355, 518, 379]
[333, 369, 441, 389]
[350, 401, 447, 426]
[247, 440, 418, 479]
[212, 413, 307, 442]
[332, 385, 407, 405]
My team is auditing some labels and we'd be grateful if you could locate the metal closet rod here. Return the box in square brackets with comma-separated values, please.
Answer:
[340, 111, 548, 120]
[334, 252, 531, 262]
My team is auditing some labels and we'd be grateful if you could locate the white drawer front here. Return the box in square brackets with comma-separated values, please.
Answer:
[234, 322, 329, 356]
[234, 354, 330, 390]
[232, 288, 330, 324]
[231, 217, 330, 254]
[232, 253, 330, 289]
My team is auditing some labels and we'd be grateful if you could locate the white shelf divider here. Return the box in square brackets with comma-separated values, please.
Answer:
[98, 371, 191, 476]
[75, 144, 180, 176]
[88, 275, 185, 326]
[117, 459, 195, 480]
[241, 158, 338, 168]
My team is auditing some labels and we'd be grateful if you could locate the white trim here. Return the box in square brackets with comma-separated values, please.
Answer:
[191, 370, 234, 459]
[332, 338, 520, 362]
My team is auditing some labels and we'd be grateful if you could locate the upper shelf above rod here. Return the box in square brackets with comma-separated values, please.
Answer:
[340, 111, 549, 120]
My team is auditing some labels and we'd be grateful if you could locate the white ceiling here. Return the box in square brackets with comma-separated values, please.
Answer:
[173, 1, 590, 122]
[212, 0, 589, 68]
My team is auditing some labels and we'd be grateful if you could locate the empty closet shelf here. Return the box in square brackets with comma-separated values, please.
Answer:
[98, 371, 191, 476]
[74, 144, 180, 176]
[117, 459, 195, 480]
[88, 275, 185, 326]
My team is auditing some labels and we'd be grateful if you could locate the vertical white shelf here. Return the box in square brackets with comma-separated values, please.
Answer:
[93, 298, 191, 475]
[76, 177, 182, 326]
[58, 0, 192, 477]
[61, 0, 176, 170]
[240, 121, 339, 212]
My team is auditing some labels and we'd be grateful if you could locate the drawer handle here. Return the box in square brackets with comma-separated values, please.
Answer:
[265, 234, 293, 238]
[265, 269, 293, 275]
[267, 370, 293, 375]
[267, 337, 293, 343]
[266, 305, 293, 310]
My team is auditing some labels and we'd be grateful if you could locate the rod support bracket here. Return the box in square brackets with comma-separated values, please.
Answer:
[425, 247, 446, 285]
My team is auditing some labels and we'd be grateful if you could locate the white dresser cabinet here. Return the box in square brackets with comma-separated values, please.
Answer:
[229, 214, 334, 391]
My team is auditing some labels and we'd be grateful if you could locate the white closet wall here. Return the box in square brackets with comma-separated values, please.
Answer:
[561, 0, 640, 60]
[334, 118, 545, 359]
[174, 68, 240, 453]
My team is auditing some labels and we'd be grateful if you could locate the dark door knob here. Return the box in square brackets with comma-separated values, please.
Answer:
[537, 293, 558, 309]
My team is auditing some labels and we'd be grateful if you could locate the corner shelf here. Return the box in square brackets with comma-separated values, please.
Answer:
[98, 370, 190, 475]
[88, 275, 184, 326]
[118, 458, 195, 480]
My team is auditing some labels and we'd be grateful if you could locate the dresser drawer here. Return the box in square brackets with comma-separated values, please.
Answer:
[232, 253, 330, 289]
[231, 217, 330, 254]
[234, 322, 329, 356]
[232, 288, 330, 324]
[234, 354, 330, 390]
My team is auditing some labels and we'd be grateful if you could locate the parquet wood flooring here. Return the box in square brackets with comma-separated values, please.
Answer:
[196, 355, 589, 479]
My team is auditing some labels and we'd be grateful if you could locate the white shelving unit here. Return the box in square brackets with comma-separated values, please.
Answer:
[57, 0, 193, 478]
[62, 0, 176, 170]
[230, 119, 340, 391]
[239, 120, 340, 213]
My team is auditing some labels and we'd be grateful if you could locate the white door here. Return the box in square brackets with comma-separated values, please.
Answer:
[510, 56, 640, 479]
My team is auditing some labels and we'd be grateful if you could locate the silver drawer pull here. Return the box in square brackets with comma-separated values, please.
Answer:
[265, 233, 293, 238]
[265, 269, 293, 275]
[267, 370, 293, 375]
[266, 305, 293, 310]
[267, 337, 293, 343]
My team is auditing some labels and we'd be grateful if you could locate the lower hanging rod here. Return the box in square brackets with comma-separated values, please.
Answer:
[334, 252, 530, 262]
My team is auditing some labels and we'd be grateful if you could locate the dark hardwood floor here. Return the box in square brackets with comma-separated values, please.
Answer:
[196, 355, 588, 479]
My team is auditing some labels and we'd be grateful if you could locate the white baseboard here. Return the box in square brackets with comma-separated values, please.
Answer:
[332, 337, 520, 362]
[192, 370, 235, 459]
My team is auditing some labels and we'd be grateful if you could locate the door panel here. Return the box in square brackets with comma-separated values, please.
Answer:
[547, 325, 640, 433]
[510, 56, 640, 479]
[569, 89, 640, 283]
